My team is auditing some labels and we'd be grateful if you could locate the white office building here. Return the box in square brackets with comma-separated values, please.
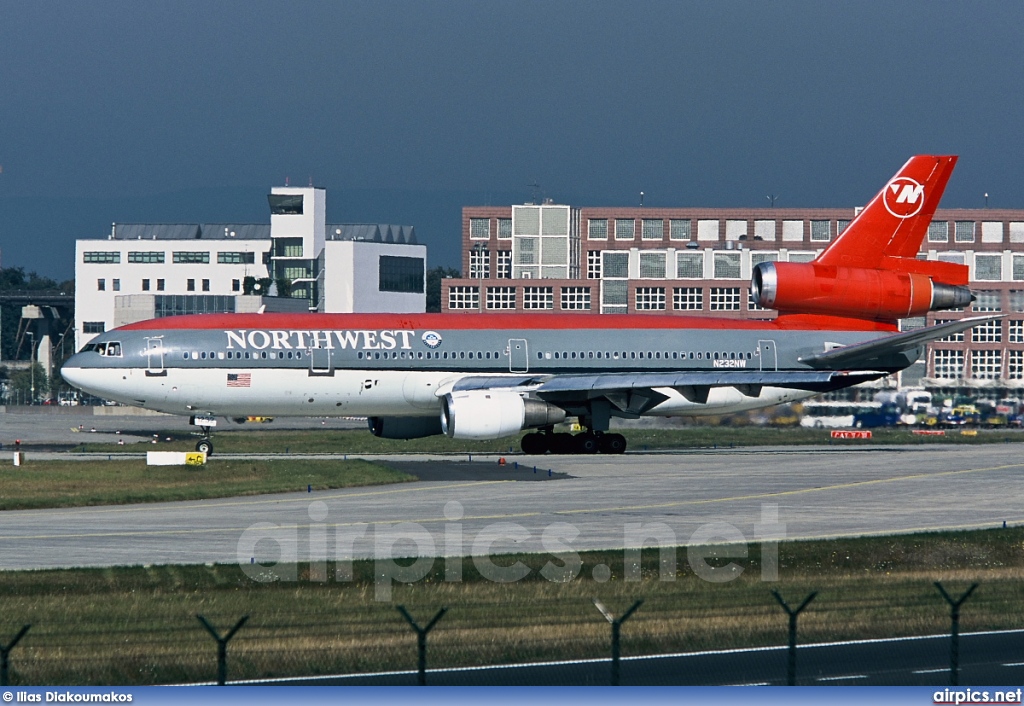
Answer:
[75, 187, 425, 349]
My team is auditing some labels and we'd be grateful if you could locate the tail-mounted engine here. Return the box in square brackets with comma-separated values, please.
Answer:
[441, 390, 566, 440]
[751, 261, 973, 322]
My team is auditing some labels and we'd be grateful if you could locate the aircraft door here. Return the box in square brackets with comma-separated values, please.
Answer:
[508, 339, 529, 373]
[755, 339, 777, 371]
[309, 346, 333, 376]
[145, 337, 166, 377]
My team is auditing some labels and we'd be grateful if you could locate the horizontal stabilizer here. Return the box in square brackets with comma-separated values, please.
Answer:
[798, 315, 1001, 370]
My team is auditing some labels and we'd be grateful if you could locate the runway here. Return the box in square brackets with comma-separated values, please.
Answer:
[1, 444, 1023, 570]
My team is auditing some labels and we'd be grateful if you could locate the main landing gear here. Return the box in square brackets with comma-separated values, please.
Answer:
[520, 429, 627, 455]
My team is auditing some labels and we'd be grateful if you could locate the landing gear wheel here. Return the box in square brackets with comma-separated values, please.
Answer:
[576, 434, 600, 454]
[599, 433, 627, 454]
[196, 439, 213, 455]
[520, 432, 548, 455]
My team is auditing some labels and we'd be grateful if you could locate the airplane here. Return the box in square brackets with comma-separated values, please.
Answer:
[62, 155, 990, 456]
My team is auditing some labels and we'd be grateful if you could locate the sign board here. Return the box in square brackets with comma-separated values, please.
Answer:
[912, 429, 946, 436]
[147, 451, 207, 466]
[831, 430, 872, 439]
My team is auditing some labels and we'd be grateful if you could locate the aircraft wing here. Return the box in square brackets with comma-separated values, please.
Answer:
[451, 370, 886, 415]
[798, 315, 1001, 370]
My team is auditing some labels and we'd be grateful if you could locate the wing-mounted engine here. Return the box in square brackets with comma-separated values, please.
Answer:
[752, 261, 973, 323]
[441, 390, 566, 440]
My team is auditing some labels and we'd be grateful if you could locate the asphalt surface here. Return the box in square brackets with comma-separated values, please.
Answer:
[264, 629, 1024, 686]
[0, 443, 1022, 570]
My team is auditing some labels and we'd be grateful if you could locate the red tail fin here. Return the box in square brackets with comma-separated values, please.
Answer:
[816, 155, 958, 271]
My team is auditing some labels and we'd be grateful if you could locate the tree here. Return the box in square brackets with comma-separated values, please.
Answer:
[7, 363, 48, 403]
[426, 266, 461, 313]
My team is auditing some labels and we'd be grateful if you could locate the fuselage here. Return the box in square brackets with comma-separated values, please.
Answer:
[62, 312, 898, 420]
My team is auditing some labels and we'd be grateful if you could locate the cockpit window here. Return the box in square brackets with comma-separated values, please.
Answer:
[80, 343, 99, 353]
[98, 342, 122, 357]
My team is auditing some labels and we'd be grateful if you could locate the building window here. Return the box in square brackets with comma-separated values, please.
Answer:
[202, 279, 211, 292]
[972, 319, 1002, 342]
[486, 286, 516, 310]
[154, 295, 236, 318]
[614, 219, 635, 240]
[231, 279, 240, 292]
[128, 251, 165, 263]
[1011, 291, 1024, 312]
[669, 219, 692, 241]
[954, 221, 975, 243]
[750, 252, 779, 268]
[1008, 320, 1024, 343]
[157, 279, 165, 291]
[713, 252, 741, 279]
[975, 254, 1002, 281]
[837, 220, 851, 235]
[601, 280, 628, 314]
[142, 279, 150, 291]
[1009, 351, 1024, 380]
[602, 251, 629, 279]
[639, 252, 666, 279]
[673, 287, 703, 310]
[448, 286, 479, 310]
[173, 251, 210, 264]
[935, 321, 965, 343]
[587, 251, 602, 279]
[788, 252, 816, 263]
[928, 222, 949, 243]
[187, 279, 196, 292]
[379, 255, 425, 293]
[523, 286, 554, 310]
[635, 287, 666, 310]
[933, 350, 964, 379]
[1014, 256, 1024, 281]
[709, 287, 741, 311]
[470, 218, 490, 239]
[561, 286, 591, 310]
[469, 249, 491, 279]
[112, 279, 120, 292]
[83, 321, 105, 334]
[217, 252, 255, 264]
[973, 290, 1001, 312]
[971, 350, 1002, 380]
[497, 218, 512, 239]
[83, 251, 120, 264]
[641, 219, 663, 240]
[677, 252, 703, 279]
[810, 220, 831, 242]
[496, 250, 512, 279]
[97, 279, 105, 291]
[588, 219, 608, 240]
[939, 252, 965, 265]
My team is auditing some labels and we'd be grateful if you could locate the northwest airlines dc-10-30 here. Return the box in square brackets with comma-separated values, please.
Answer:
[63, 156, 993, 455]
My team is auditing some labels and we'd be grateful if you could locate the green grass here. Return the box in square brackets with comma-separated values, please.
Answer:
[74, 425, 1024, 456]
[1, 527, 1023, 685]
[0, 459, 414, 510]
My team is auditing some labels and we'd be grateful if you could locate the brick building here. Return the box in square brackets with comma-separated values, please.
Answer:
[442, 203, 1024, 393]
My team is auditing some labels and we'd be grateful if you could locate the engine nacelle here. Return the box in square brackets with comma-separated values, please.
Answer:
[368, 416, 444, 439]
[752, 261, 973, 322]
[441, 390, 567, 440]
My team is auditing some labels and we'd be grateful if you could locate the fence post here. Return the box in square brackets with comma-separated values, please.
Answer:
[397, 605, 448, 686]
[593, 598, 643, 686]
[0, 625, 31, 687]
[771, 590, 817, 686]
[935, 582, 979, 687]
[197, 614, 249, 686]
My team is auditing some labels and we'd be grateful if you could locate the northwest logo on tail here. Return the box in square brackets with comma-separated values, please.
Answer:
[883, 176, 925, 218]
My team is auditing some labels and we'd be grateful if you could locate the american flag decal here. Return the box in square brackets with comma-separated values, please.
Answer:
[227, 373, 251, 388]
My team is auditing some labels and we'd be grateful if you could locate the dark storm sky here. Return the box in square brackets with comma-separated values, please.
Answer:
[2, 1, 1023, 278]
